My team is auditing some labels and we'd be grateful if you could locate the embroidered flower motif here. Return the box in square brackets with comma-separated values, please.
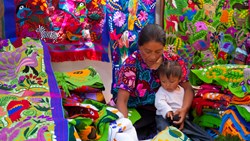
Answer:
[25, 74, 43, 85]
[142, 0, 154, 5]
[202, 50, 214, 63]
[211, 32, 221, 44]
[31, 0, 48, 11]
[0, 38, 8, 49]
[0, 107, 6, 116]
[137, 83, 146, 97]
[218, 51, 227, 60]
[225, 27, 238, 37]
[138, 10, 148, 22]
[123, 70, 136, 88]
[194, 21, 207, 32]
[166, 44, 176, 54]
[113, 11, 126, 27]
[136, 80, 150, 97]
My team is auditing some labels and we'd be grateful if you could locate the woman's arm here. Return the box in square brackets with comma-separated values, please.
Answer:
[173, 81, 194, 129]
[180, 81, 194, 112]
[116, 89, 130, 118]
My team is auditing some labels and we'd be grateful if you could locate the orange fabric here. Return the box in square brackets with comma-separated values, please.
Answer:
[231, 95, 250, 105]
[203, 92, 231, 102]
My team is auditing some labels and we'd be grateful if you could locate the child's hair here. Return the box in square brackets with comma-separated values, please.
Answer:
[138, 24, 166, 46]
[158, 60, 182, 79]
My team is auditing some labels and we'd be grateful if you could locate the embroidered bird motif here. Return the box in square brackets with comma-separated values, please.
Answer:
[15, 51, 39, 75]
[192, 32, 212, 51]
[7, 100, 30, 122]
[219, 32, 234, 54]
[16, 4, 32, 26]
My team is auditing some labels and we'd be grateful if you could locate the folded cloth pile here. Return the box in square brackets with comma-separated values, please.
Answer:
[55, 66, 106, 103]
[190, 64, 250, 139]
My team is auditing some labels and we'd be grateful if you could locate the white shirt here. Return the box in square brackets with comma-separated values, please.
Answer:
[155, 86, 184, 118]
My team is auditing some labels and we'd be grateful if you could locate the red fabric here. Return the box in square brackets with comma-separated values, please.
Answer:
[49, 49, 104, 62]
[192, 97, 228, 116]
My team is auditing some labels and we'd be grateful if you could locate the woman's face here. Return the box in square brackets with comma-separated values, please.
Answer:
[139, 41, 164, 68]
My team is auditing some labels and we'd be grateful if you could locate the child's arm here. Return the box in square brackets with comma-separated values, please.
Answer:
[155, 89, 173, 119]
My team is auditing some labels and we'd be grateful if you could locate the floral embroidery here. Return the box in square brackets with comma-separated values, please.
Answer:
[137, 84, 146, 97]
[123, 70, 136, 88]
[194, 21, 207, 32]
[0, 38, 8, 49]
[142, 0, 154, 5]
[113, 11, 126, 27]
[138, 10, 148, 22]
[25, 74, 43, 85]
[225, 27, 238, 37]
[211, 32, 221, 44]
[31, 0, 48, 11]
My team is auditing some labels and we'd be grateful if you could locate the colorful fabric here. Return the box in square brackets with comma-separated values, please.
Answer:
[196, 83, 233, 97]
[163, 0, 250, 69]
[127, 108, 141, 124]
[192, 97, 228, 116]
[202, 92, 232, 103]
[190, 64, 250, 97]
[54, 66, 105, 96]
[109, 118, 138, 141]
[65, 99, 125, 141]
[192, 112, 222, 128]
[219, 106, 250, 141]
[152, 126, 191, 141]
[112, 50, 188, 107]
[231, 95, 250, 105]
[2, 0, 109, 62]
[0, 37, 69, 140]
[235, 105, 250, 122]
[106, 0, 157, 91]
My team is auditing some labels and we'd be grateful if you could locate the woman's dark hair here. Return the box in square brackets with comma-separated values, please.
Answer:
[158, 60, 182, 79]
[138, 24, 166, 46]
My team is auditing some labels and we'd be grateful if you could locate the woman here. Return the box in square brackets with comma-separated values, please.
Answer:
[112, 24, 194, 139]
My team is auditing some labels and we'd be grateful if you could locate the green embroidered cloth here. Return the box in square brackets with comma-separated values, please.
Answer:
[190, 64, 250, 97]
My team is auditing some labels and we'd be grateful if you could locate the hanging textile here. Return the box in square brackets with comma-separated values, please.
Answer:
[163, 0, 250, 69]
[107, 0, 157, 91]
[1, 0, 109, 62]
[0, 37, 69, 140]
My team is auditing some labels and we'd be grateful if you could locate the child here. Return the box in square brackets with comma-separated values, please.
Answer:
[155, 60, 213, 141]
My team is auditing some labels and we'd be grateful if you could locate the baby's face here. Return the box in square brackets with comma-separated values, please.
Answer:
[159, 74, 180, 92]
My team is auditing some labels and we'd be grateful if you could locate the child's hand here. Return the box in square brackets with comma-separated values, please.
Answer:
[166, 111, 173, 120]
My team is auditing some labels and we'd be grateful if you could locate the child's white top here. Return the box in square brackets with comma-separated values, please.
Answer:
[155, 85, 184, 118]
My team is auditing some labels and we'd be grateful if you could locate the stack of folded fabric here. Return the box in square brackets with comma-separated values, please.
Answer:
[54, 66, 106, 103]
[190, 65, 250, 140]
[219, 105, 250, 141]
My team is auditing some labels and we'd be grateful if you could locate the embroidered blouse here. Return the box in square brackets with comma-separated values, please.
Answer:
[112, 50, 188, 107]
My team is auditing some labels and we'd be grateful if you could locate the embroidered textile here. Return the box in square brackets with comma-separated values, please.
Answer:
[106, 0, 157, 91]
[0, 37, 69, 140]
[164, 0, 250, 69]
[1, 0, 109, 62]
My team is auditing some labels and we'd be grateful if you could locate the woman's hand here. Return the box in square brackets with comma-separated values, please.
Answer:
[173, 108, 187, 130]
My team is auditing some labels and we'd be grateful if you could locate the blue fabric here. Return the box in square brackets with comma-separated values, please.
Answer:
[219, 106, 250, 141]
[3, 0, 16, 38]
